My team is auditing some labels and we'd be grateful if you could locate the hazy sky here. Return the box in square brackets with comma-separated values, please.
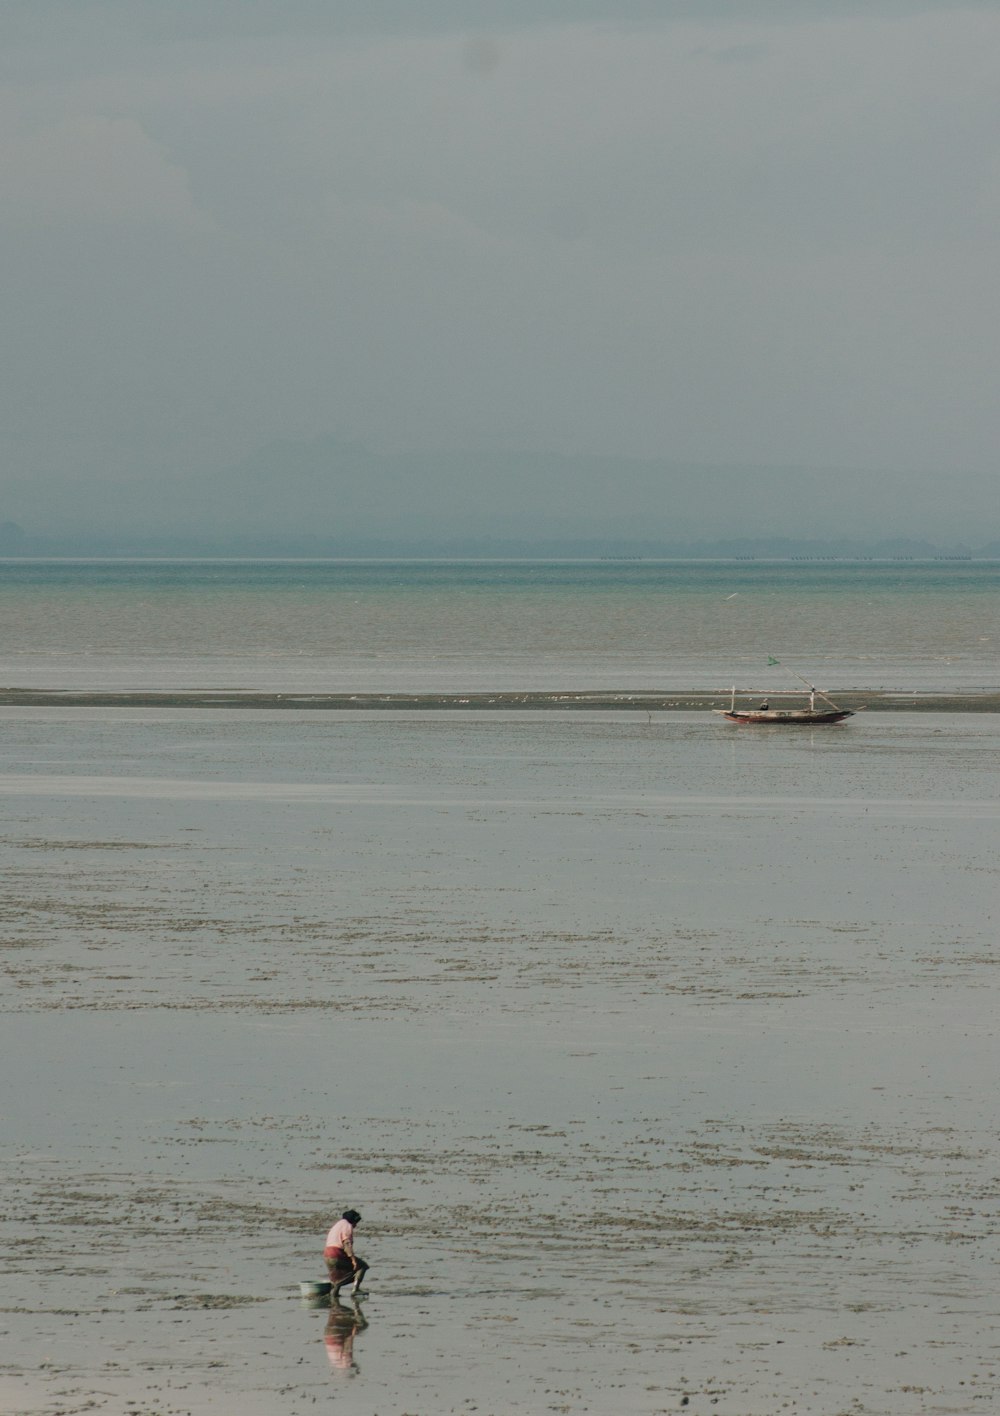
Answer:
[3, 1, 998, 537]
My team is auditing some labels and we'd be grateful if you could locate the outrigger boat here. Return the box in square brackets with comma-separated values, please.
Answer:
[716, 669, 854, 725]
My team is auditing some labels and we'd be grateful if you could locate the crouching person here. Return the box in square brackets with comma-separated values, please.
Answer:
[324, 1209, 369, 1296]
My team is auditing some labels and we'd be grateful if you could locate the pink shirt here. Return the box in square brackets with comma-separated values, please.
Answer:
[325, 1217, 354, 1251]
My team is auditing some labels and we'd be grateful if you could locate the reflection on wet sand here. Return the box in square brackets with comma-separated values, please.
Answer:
[323, 1296, 368, 1375]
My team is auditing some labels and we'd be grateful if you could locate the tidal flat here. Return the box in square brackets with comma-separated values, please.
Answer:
[1, 709, 998, 1415]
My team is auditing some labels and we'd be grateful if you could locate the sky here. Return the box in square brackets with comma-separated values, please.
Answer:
[2, 1, 998, 546]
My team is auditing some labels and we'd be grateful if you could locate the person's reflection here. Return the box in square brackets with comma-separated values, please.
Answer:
[324, 1295, 368, 1375]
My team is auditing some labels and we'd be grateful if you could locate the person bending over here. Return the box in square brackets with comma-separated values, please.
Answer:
[324, 1209, 369, 1296]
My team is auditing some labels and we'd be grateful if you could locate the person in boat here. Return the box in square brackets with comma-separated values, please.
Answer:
[324, 1209, 369, 1296]
[758, 700, 769, 711]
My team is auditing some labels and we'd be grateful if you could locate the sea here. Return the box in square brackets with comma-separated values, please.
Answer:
[2, 557, 999, 1416]
[0, 556, 998, 693]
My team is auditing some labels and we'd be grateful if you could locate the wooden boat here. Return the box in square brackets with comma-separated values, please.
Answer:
[715, 673, 853, 725]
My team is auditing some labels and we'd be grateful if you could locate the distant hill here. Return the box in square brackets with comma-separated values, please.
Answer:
[3, 436, 997, 555]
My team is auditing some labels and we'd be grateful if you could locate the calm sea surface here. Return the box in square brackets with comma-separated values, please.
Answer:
[1, 558, 998, 692]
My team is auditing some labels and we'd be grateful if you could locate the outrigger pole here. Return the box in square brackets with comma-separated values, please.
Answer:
[776, 664, 845, 714]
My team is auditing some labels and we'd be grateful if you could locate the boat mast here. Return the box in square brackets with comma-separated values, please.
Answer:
[784, 666, 843, 713]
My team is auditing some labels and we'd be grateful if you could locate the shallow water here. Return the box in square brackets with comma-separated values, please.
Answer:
[2, 558, 999, 692]
[1, 709, 998, 1414]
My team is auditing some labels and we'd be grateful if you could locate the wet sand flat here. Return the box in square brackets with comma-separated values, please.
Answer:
[1, 710, 998, 1414]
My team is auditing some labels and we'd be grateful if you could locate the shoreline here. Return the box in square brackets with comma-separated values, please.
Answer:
[1, 687, 998, 712]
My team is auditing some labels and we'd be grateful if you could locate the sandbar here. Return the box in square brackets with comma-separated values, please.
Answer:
[0, 687, 997, 710]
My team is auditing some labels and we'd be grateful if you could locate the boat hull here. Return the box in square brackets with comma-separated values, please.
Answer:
[715, 709, 853, 725]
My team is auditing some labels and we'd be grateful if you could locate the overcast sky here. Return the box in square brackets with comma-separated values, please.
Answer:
[2, 1, 998, 539]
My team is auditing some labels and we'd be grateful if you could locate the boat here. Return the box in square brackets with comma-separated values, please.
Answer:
[715, 671, 854, 725]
